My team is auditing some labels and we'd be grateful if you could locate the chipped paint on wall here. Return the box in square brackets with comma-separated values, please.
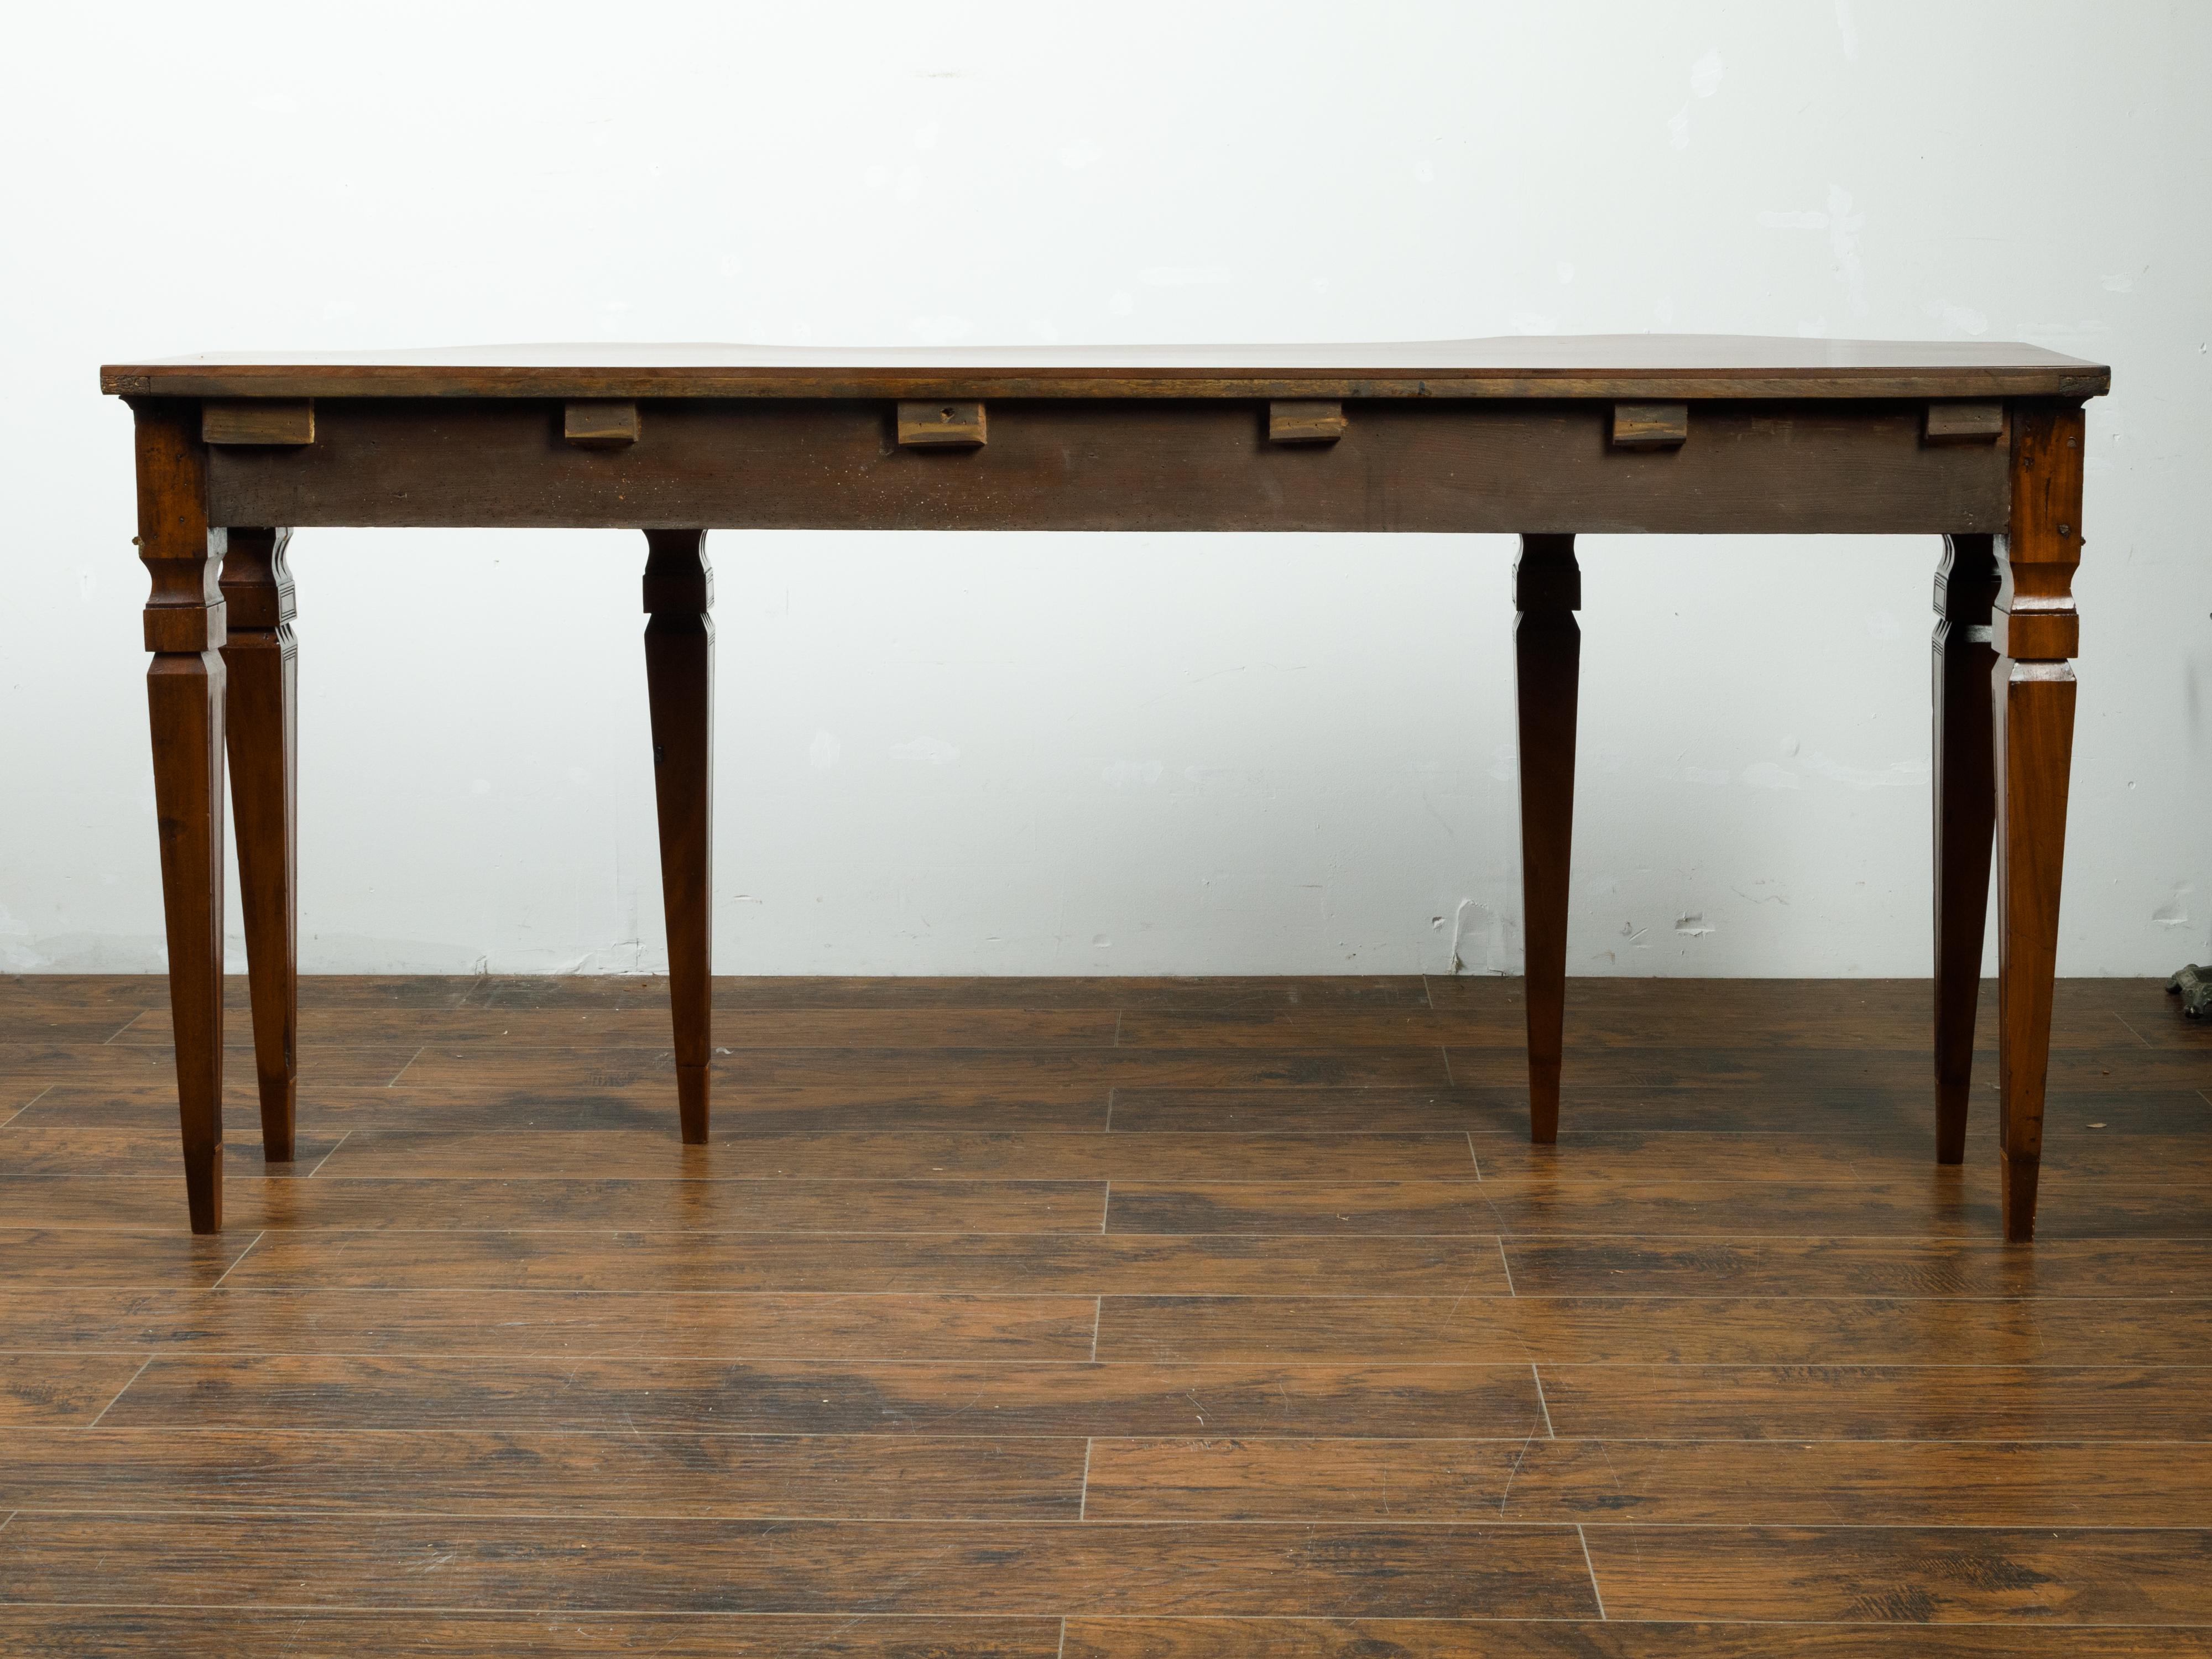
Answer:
[1447, 898, 1514, 975]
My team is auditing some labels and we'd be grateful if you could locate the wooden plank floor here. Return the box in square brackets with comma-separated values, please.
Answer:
[1, 972, 2208, 1657]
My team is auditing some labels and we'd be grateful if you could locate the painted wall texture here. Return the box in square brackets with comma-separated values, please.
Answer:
[2, 1, 2205, 977]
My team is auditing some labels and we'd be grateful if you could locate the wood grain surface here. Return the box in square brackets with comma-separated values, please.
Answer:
[98, 333, 2110, 400]
[195, 396, 2018, 535]
[1, 972, 2205, 1656]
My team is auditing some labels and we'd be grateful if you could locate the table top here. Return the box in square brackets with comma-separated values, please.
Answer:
[102, 335, 2109, 402]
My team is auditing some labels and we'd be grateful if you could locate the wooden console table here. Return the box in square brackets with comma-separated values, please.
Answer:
[101, 338, 2109, 1239]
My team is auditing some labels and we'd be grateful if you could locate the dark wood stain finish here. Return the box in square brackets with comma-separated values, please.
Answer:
[641, 529, 714, 1142]
[109, 341, 2108, 1247]
[217, 526, 299, 1163]
[0, 1511, 1597, 1617]
[134, 403, 227, 1233]
[1514, 533, 1580, 1142]
[1062, 1622, 2212, 1657]
[0, 1610, 1065, 1657]
[2, 973, 2207, 1650]
[197, 397, 2018, 535]
[1931, 531, 1999, 1162]
[1992, 404, 2087, 1239]
[1583, 1525, 2212, 1624]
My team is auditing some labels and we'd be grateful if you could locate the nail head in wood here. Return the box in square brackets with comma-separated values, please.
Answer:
[202, 400, 314, 447]
[1268, 400, 1347, 444]
[565, 401, 640, 448]
[1611, 403, 1688, 448]
[1925, 401, 2005, 444]
[896, 401, 987, 447]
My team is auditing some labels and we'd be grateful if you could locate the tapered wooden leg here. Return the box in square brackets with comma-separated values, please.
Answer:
[1931, 534, 1998, 1164]
[222, 529, 298, 1162]
[1992, 404, 2085, 1242]
[135, 403, 228, 1232]
[1515, 534, 1580, 1145]
[644, 530, 714, 1142]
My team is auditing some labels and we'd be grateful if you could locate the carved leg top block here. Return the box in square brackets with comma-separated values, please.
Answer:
[643, 528, 712, 613]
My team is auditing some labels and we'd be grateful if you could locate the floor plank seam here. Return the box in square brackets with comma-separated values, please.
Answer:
[382, 1046, 426, 1087]
[1496, 1240, 1517, 1295]
[1078, 1439, 1093, 1521]
[16, 1351, 2212, 1369]
[27, 1431, 2212, 1448]
[302, 1130, 354, 1177]
[0, 1083, 57, 1132]
[1577, 1524, 1608, 1618]
[101, 1014, 150, 1046]
[23, 1288, 2212, 1306]
[0, 1610, 2199, 1634]
[23, 1507, 2212, 1530]
[31, 1222, 2212, 1246]
[2110, 1013, 2158, 1049]
[0, 1601, 1244, 1618]
[82, 1356, 154, 1428]
[14, 1600, 2098, 1621]
[26, 1220, 2212, 1246]
[27, 1431, 2212, 1461]
[1532, 1365, 1555, 1437]
[19, 1513, 2093, 1532]
[205, 1231, 264, 1289]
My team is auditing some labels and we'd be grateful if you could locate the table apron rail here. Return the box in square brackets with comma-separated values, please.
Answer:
[194, 396, 2019, 535]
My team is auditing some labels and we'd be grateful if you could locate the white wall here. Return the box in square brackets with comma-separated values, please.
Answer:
[3, 1, 2206, 978]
